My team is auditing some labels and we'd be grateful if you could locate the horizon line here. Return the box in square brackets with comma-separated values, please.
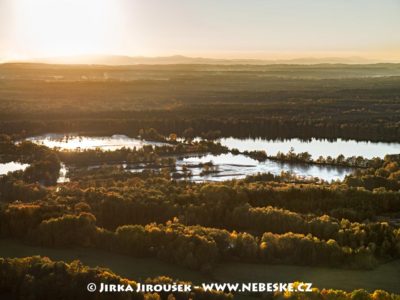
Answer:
[2, 53, 400, 65]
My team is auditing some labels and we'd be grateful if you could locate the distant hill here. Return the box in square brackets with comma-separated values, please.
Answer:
[14, 54, 384, 65]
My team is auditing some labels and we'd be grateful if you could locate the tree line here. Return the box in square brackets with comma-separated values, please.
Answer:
[2, 255, 399, 299]
[0, 256, 231, 300]
[26, 214, 383, 270]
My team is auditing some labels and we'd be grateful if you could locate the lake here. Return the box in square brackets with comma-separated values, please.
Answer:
[219, 137, 400, 159]
[0, 161, 70, 183]
[175, 153, 352, 182]
[27, 134, 400, 159]
[26, 134, 166, 151]
[0, 162, 29, 175]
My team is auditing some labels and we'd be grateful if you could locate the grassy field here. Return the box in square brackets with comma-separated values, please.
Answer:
[214, 261, 400, 294]
[0, 239, 206, 283]
[1, 239, 399, 294]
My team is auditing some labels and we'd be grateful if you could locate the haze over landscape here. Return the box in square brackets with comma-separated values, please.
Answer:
[1, 0, 399, 63]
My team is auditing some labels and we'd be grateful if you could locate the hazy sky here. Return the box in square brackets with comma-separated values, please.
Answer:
[0, 0, 399, 61]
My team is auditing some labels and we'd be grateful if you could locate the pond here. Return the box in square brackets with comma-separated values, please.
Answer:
[57, 163, 69, 183]
[26, 134, 166, 151]
[124, 153, 353, 182]
[0, 161, 70, 183]
[0, 162, 29, 175]
[175, 153, 352, 182]
[219, 137, 400, 159]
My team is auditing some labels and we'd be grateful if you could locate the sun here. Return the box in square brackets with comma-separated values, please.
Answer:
[12, 0, 124, 57]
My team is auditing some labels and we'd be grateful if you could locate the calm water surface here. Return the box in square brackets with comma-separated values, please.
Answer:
[175, 153, 352, 182]
[0, 162, 29, 175]
[58, 163, 69, 183]
[27, 134, 165, 151]
[220, 138, 400, 159]
[0, 161, 69, 183]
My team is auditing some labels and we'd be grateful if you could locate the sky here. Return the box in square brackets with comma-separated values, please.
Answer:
[0, 0, 399, 61]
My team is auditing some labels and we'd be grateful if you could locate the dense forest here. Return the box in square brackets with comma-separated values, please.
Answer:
[1, 64, 400, 142]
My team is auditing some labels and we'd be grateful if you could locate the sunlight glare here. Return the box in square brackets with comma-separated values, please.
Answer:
[13, 0, 124, 57]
